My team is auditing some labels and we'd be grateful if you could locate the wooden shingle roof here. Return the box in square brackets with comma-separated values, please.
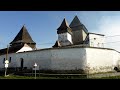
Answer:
[10, 25, 36, 45]
[52, 40, 61, 47]
[70, 15, 88, 33]
[70, 15, 82, 28]
[57, 18, 72, 35]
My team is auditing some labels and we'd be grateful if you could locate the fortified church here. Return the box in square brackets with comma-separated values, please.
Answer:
[0, 16, 120, 74]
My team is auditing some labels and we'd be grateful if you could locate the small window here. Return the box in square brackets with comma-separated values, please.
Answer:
[3, 58, 5, 64]
[9, 57, 11, 63]
[94, 38, 96, 40]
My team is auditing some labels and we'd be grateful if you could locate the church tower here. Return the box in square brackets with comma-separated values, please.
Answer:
[70, 15, 88, 45]
[10, 25, 36, 49]
[57, 18, 73, 46]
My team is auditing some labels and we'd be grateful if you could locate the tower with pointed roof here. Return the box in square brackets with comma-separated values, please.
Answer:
[70, 15, 88, 45]
[10, 25, 36, 49]
[54, 18, 73, 47]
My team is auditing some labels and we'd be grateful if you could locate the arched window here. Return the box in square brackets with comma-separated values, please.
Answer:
[3, 58, 5, 64]
[20, 58, 24, 69]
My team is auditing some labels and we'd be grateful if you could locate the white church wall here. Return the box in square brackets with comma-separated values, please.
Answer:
[0, 53, 17, 69]
[0, 50, 51, 70]
[112, 51, 120, 68]
[86, 47, 120, 73]
[89, 34, 105, 48]
[0, 55, 6, 68]
[19, 47, 87, 71]
[50, 48, 87, 70]
[67, 33, 72, 43]
[0, 47, 120, 74]
[58, 33, 72, 46]
[0, 47, 87, 71]
[15, 50, 51, 69]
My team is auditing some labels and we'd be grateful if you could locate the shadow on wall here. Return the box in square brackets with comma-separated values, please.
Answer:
[114, 67, 120, 72]
[114, 60, 120, 72]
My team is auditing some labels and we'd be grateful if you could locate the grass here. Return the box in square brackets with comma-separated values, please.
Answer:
[0, 74, 59, 79]
[0, 74, 88, 79]
[1, 73, 120, 79]
[2, 76, 120, 79]
[99, 76, 120, 79]
[0, 75, 114, 79]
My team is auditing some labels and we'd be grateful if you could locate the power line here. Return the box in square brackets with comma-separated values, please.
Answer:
[1, 34, 120, 47]
[104, 41, 120, 44]
[105, 35, 120, 38]
[37, 42, 54, 45]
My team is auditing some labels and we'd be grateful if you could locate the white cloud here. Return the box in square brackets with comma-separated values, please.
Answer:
[98, 16, 120, 52]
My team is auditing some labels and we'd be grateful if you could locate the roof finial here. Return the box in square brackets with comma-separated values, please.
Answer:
[75, 13, 77, 15]
[23, 24, 25, 27]
[75, 12, 78, 16]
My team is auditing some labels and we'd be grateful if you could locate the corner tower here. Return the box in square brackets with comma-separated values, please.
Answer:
[57, 18, 73, 46]
[10, 25, 36, 49]
[70, 15, 88, 45]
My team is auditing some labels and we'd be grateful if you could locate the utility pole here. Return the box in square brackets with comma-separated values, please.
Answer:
[6, 45, 9, 60]
[5, 45, 9, 77]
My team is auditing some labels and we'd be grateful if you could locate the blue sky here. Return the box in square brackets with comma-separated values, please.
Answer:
[0, 11, 120, 51]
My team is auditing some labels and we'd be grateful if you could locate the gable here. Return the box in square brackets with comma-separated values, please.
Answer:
[16, 44, 33, 53]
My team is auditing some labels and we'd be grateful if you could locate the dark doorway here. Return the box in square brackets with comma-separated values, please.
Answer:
[20, 58, 24, 70]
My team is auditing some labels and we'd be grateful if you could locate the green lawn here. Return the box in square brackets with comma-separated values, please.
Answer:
[99, 76, 120, 79]
[1, 74, 120, 79]
[0, 75, 58, 79]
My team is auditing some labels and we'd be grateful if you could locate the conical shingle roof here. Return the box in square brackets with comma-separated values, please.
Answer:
[57, 18, 72, 34]
[52, 40, 61, 47]
[70, 15, 88, 33]
[10, 25, 36, 44]
[69, 15, 82, 28]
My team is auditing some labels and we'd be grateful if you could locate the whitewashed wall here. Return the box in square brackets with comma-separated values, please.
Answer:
[0, 47, 120, 74]
[67, 33, 72, 44]
[0, 50, 51, 69]
[58, 33, 72, 46]
[86, 48, 120, 73]
[89, 34, 105, 47]
[15, 50, 51, 69]
[50, 48, 86, 70]
[0, 47, 87, 71]
[112, 50, 120, 68]
[0, 53, 16, 69]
